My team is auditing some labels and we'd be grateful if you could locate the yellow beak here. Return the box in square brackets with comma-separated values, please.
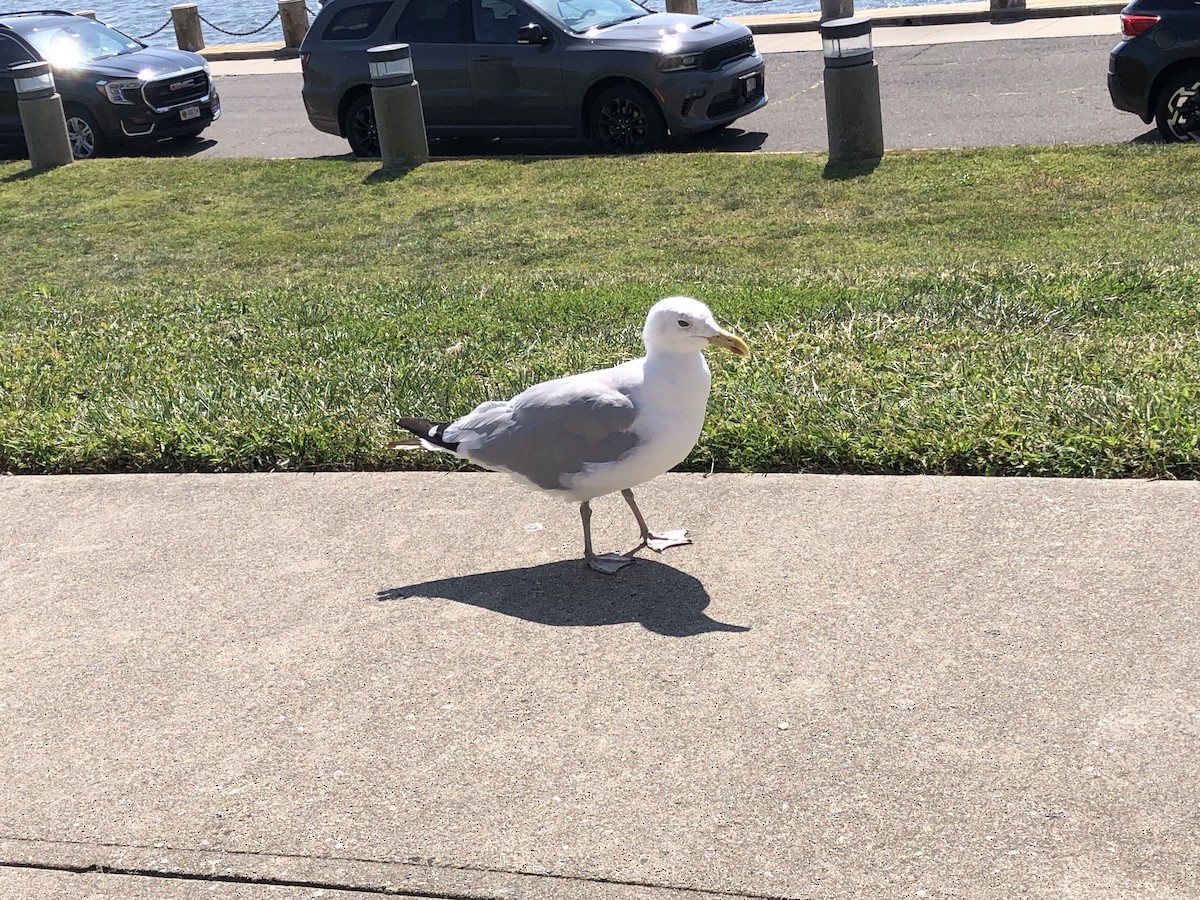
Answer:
[707, 329, 751, 357]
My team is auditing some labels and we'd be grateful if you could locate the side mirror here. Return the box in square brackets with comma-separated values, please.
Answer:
[516, 23, 548, 45]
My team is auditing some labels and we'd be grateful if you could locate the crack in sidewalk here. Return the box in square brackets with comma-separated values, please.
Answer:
[2, 857, 465, 898]
[0, 836, 798, 900]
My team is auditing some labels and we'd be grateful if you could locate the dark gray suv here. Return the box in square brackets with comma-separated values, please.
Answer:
[299, 0, 767, 155]
[1108, 0, 1200, 141]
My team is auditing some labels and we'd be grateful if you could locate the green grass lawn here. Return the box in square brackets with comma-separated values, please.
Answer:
[2, 145, 1198, 476]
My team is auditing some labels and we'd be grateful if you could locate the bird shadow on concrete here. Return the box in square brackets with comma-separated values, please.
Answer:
[376, 558, 749, 637]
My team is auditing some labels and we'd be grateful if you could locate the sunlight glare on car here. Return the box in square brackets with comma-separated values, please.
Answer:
[43, 35, 85, 68]
[658, 21, 689, 52]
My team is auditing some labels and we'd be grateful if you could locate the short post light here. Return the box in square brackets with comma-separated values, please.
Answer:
[13, 61, 74, 170]
[368, 43, 429, 171]
[820, 16, 884, 164]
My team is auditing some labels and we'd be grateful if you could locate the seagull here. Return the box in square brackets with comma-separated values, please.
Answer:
[394, 296, 750, 573]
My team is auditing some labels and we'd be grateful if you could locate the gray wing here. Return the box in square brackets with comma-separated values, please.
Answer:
[444, 371, 641, 491]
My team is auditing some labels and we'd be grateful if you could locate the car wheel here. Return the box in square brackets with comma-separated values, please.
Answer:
[63, 106, 106, 160]
[1154, 68, 1200, 142]
[344, 93, 380, 158]
[589, 84, 666, 153]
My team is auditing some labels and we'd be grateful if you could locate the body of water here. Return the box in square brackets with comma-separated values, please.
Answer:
[13, 0, 960, 46]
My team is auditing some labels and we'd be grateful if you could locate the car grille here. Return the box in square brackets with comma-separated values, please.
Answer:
[707, 72, 765, 118]
[142, 69, 211, 111]
[702, 36, 755, 71]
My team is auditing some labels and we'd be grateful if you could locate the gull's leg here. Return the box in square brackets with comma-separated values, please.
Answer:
[581, 500, 633, 574]
[621, 488, 691, 552]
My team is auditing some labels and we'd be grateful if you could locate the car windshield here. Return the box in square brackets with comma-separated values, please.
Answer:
[19, 17, 142, 68]
[524, 0, 651, 34]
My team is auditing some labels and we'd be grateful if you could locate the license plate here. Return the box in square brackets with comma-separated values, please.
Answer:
[741, 73, 760, 96]
[180, 105, 200, 121]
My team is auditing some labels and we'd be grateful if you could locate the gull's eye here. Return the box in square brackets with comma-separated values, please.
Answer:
[677, 319, 691, 328]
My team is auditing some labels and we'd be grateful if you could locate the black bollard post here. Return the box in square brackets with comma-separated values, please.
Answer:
[820, 16, 884, 164]
[368, 43, 429, 171]
[13, 61, 74, 170]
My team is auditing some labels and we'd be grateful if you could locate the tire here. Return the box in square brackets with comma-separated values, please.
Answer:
[344, 93, 379, 158]
[1154, 68, 1200, 142]
[63, 106, 106, 160]
[589, 84, 666, 153]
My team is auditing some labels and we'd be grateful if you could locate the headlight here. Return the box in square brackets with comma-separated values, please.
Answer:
[97, 79, 141, 105]
[659, 52, 702, 73]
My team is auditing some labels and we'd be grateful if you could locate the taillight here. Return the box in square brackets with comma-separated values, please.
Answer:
[300, 51, 310, 71]
[1121, 13, 1160, 37]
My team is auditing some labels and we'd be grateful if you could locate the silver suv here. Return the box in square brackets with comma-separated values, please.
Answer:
[299, 0, 767, 154]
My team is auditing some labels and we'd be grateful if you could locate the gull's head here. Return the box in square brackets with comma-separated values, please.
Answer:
[642, 296, 750, 357]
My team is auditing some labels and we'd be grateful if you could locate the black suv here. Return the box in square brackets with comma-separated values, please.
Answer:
[300, 0, 767, 156]
[1108, 0, 1200, 141]
[0, 10, 221, 159]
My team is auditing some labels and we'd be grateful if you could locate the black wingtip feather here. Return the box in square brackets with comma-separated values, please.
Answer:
[397, 416, 460, 452]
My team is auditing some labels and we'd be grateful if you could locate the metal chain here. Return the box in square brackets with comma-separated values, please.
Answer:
[197, 9, 281, 36]
[135, 19, 172, 39]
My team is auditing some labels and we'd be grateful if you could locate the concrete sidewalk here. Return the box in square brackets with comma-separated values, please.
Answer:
[2, 472, 1198, 898]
